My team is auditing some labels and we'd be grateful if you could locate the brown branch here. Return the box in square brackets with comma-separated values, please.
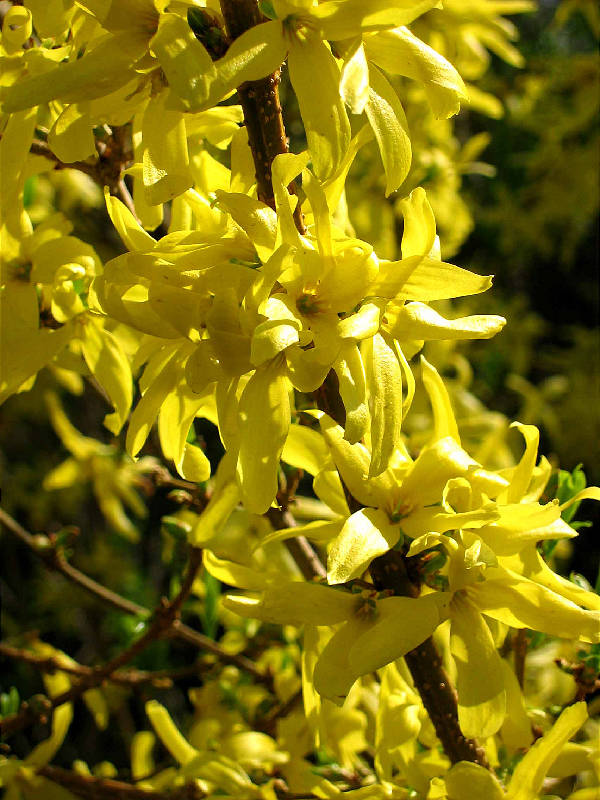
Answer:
[218, 0, 305, 233]
[370, 551, 489, 768]
[0, 507, 147, 617]
[513, 628, 528, 688]
[27, 124, 137, 217]
[213, 5, 488, 769]
[0, 508, 271, 691]
[0, 548, 203, 739]
[36, 765, 205, 800]
[0, 642, 193, 688]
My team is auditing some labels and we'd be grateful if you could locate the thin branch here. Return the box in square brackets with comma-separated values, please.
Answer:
[0, 508, 271, 689]
[36, 765, 205, 800]
[218, 0, 305, 233]
[370, 551, 489, 768]
[0, 548, 203, 739]
[513, 628, 528, 688]
[0, 507, 147, 617]
[25, 124, 138, 217]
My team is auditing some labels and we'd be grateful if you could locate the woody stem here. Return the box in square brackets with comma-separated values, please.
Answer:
[217, 0, 489, 771]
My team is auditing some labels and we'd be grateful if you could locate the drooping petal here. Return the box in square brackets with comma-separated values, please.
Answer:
[0, 31, 146, 111]
[340, 41, 370, 115]
[364, 27, 467, 119]
[104, 188, 156, 252]
[319, 413, 393, 508]
[421, 356, 460, 444]
[327, 508, 400, 584]
[224, 582, 357, 627]
[387, 302, 506, 341]
[80, 320, 133, 435]
[237, 361, 291, 514]
[288, 36, 350, 180]
[216, 21, 287, 94]
[505, 422, 539, 503]
[398, 187, 437, 258]
[506, 702, 588, 800]
[444, 762, 504, 800]
[348, 592, 448, 675]
[313, 617, 373, 703]
[312, 0, 439, 40]
[450, 594, 506, 738]
[365, 64, 411, 196]
[142, 91, 193, 206]
[282, 423, 330, 476]
[150, 13, 216, 111]
[48, 103, 96, 163]
[334, 341, 369, 444]
[468, 567, 600, 643]
[364, 333, 403, 477]
[511, 545, 600, 611]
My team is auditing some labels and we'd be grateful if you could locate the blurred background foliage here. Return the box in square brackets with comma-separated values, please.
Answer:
[0, 0, 598, 777]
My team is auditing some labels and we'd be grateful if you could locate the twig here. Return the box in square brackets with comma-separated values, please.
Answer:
[0, 507, 147, 617]
[0, 642, 197, 688]
[0, 507, 271, 689]
[370, 551, 489, 767]
[218, 0, 305, 233]
[26, 124, 138, 217]
[513, 628, 528, 688]
[0, 548, 204, 739]
[36, 765, 205, 800]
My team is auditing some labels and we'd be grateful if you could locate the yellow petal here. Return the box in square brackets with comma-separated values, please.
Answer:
[1, 31, 145, 111]
[365, 64, 411, 196]
[450, 594, 506, 738]
[217, 19, 286, 87]
[399, 186, 437, 258]
[319, 413, 392, 508]
[237, 361, 291, 514]
[313, 0, 439, 40]
[340, 41, 370, 114]
[327, 508, 400, 584]
[150, 13, 216, 111]
[146, 700, 197, 765]
[190, 480, 240, 547]
[142, 91, 193, 205]
[499, 659, 534, 751]
[313, 617, 372, 703]
[288, 36, 350, 180]
[513, 545, 600, 611]
[506, 422, 539, 503]
[282, 423, 330, 476]
[468, 567, 600, 643]
[364, 333, 403, 477]
[334, 341, 369, 444]
[224, 582, 357, 627]
[126, 348, 180, 458]
[421, 356, 460, 444]
[365, 27, 467, 119]
[444, 762, 504, 800]
[104, 188, 156, 252]
[349, 592, 447, 675]
[47, 103, 96, 163]
[387, 302, 506, 341]
[80, 320, 133, 435]
[506, 702, 588, 800]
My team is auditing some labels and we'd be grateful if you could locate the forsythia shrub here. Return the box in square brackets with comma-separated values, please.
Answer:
[0, 1, 598, 799]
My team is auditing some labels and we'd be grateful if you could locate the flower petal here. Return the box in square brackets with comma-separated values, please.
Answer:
[237, 361, 291, 514]
[450, 594, 506, 738]
[327, 508, 400, 584]
[348, 592, 447, 675]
